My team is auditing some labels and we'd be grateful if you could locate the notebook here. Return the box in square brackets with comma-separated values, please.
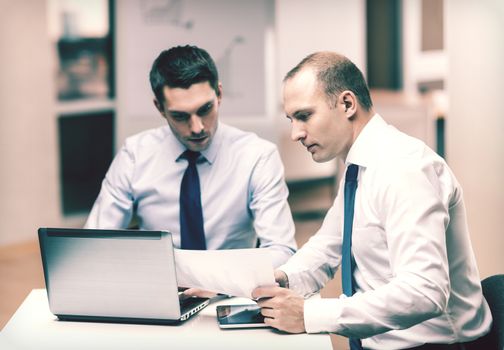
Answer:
[38, 227, 209, 324]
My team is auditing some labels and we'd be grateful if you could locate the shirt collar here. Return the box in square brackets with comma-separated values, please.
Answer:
[345, 114, 387, 168]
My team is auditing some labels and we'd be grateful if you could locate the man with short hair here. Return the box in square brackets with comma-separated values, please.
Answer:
[253, 51, 491, 349]
[85, 45, 297, 268]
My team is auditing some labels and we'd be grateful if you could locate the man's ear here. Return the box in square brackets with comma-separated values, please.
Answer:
[153, 98, 165, 115]
[340, 91, 357, 119]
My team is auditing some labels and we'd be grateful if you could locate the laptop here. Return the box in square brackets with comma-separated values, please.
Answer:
[38, 227, 209, 324]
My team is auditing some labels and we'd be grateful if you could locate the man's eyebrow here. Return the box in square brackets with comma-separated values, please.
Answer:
[167, 110, 190, 117]
[291, 108, 313, 119]
[167, 99, 215, 116]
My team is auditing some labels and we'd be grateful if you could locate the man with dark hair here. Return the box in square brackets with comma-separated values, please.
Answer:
[253, 51, 491, 349]
[85, 45, 296, 269]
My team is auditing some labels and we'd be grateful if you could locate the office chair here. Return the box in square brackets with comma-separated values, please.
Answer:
[474, 274, 504, 350]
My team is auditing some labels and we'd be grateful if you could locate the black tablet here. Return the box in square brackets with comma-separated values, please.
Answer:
[216, 304, 269, 329]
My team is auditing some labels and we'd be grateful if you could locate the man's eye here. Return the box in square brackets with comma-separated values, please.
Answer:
[197, 103, 213, 116]
[297, 113, 310, 121]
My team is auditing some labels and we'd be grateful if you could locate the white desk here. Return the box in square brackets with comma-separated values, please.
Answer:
[0, 289, 332, 350]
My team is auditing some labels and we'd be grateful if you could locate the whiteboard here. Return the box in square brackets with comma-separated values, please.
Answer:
[119, 0, 272, 120]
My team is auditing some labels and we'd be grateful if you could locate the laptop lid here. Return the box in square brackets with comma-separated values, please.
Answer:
[38, 228, 208, 324]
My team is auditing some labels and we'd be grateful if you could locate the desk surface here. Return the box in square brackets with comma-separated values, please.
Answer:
[0, 289, 332, 350]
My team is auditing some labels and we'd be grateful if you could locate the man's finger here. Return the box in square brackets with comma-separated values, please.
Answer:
[274, 270, 289, 288]
[260, 307, 276, 319]
[251, 285, 281, 300]
[263, 316, 275, 327]
[256, 297, 275, 308]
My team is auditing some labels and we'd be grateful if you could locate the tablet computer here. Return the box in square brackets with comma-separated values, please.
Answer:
[216, 304, 269, 329]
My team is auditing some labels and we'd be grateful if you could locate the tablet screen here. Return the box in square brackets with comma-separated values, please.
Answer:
[216, 304, 268, 328]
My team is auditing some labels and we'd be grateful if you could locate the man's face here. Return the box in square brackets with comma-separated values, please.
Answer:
[156, 81, 222, 152]
[283, 68, 353, 163]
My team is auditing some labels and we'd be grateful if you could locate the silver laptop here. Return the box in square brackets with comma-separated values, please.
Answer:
[38, 228, 209, 324]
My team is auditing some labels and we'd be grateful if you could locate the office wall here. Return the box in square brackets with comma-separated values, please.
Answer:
[275, 0, 366, 85]
[446, 0, 504, 278]
[0, 0, 61, 246]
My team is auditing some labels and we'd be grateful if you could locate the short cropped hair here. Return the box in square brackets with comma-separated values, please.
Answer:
[149, 45, 220, 109]
[284, 52, 373, 111]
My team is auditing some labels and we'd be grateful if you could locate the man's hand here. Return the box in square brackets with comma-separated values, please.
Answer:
[181, 288, 217, 299]
[251, 285, 305, 333]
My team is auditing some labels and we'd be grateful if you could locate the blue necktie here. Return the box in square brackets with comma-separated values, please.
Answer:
[341, 164, 362, 350]
[179, 150, 206, 250]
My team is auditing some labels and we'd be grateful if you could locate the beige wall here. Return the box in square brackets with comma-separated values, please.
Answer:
[446, 0, 504, 278]
[0, 0, 61, 246]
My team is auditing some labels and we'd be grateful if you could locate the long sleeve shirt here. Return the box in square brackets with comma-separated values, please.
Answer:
[280, 115, 491, 349]
[85, 122, 297, 267]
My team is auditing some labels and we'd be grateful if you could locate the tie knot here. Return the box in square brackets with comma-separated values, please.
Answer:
[181, 150, 201, 164]
[345, 164, 359, 183]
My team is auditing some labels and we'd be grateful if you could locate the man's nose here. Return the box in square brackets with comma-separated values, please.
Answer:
[290, 121, 306, 142]
[190, 115, 204, 134]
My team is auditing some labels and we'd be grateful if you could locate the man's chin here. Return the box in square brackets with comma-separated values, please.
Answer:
[311, 152, 331, 163]
[185, 138, 211, 152]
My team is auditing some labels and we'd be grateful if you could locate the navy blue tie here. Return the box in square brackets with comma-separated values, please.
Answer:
[341, 164, 362, 350]
[179, 150, 206, 250]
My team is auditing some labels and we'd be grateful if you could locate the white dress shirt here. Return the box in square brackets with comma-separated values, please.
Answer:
[280, 115, 492, 349]
[85, 122, 297, 267]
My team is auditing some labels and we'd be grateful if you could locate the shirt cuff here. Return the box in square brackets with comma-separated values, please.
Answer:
[304, 296, 344, 333]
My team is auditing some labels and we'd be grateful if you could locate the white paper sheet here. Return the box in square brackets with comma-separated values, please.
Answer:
[174, 248, 275, 298]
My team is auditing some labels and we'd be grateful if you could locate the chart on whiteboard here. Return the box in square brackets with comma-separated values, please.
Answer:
[120, 0, 271, 120]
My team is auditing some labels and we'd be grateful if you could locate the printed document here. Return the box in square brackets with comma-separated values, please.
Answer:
[174, 248, 275, 298]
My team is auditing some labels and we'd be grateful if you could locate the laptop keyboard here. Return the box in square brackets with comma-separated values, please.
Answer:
[179, 296, 208, 312]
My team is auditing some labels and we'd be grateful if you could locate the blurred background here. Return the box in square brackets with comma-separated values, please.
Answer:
[0, 1, 503, 347]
